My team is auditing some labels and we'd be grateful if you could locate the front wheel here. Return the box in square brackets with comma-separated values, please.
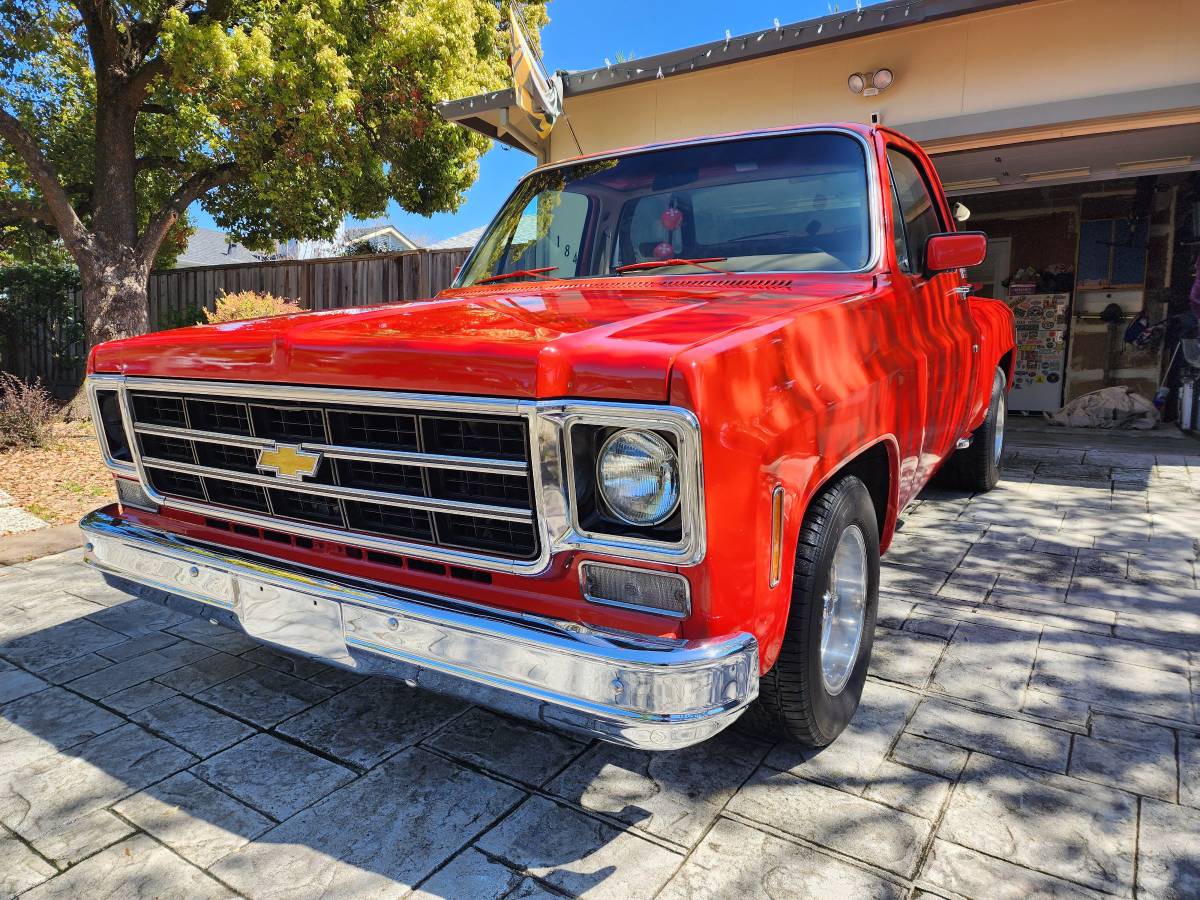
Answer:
[937, 367, 1007, 492]
[740, 474, 880, 747]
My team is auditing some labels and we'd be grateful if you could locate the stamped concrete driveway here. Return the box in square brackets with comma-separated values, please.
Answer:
[1, 442, 1198, 899]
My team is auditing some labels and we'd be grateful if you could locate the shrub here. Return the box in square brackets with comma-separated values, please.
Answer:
[0, 374, 58, 450]
[203, 291, 303, 324]
[158, 303, 207, 331]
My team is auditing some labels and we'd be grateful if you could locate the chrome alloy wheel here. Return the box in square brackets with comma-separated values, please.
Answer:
[819, 524, 869, 696]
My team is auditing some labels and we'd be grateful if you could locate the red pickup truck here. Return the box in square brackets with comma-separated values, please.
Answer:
[82, 124, 1014, 750]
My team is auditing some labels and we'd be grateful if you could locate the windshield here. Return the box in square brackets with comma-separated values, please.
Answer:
[456, 132, 872, 287]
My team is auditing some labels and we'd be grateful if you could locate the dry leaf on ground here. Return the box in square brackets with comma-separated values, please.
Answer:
[0, 421, 116, 525]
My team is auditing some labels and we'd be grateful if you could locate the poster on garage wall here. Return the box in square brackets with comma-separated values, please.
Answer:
[1004, 292, 1071, 413]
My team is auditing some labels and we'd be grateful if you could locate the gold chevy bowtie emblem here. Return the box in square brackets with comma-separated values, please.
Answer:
[256, 444, 322, 481]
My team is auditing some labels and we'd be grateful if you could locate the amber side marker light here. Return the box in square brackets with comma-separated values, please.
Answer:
[769, 485, 785, 588]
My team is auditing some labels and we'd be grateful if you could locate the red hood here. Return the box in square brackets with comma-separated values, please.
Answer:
[90, 276, 872, 401]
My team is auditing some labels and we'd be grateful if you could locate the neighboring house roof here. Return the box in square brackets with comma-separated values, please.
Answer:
[426, 226, 486, 250]
[174, 228, 262, 268]
[343, 224, 419, 251]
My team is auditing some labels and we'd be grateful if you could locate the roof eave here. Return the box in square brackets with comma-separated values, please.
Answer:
[561, 0, 1036, 96]
[439, 0, 1037, 124]
[436, 87, 543, 153]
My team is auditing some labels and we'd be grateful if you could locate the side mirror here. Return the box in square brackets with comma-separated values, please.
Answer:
[925, 231, 987, 273]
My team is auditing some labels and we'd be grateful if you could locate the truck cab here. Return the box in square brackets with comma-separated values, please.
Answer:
[82, 124, 1015, 750]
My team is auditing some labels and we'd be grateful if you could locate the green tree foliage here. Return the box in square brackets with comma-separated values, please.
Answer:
[0, 0, 548, 347]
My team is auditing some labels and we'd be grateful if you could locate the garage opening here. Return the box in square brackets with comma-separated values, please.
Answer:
[934, 125, 1200, 436]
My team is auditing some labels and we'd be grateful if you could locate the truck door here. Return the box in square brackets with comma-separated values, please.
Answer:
[885, 146, 978, 486]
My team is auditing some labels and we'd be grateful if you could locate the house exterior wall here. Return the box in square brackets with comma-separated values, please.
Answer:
[548, 0, 1200, 162]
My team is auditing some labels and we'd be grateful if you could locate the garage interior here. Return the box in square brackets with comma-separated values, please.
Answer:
[935, 123, 1200, 431]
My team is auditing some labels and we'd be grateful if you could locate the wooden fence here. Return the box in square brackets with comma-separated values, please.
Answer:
[146, 247, 471, 328]
[1, 247, 472, 397]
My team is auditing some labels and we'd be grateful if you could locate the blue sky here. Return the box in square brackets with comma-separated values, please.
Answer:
[191, 1, 861, 244]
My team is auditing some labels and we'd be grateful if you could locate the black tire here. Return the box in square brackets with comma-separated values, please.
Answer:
[739, 474, 880, 747]
[937, 368, 1007, 493]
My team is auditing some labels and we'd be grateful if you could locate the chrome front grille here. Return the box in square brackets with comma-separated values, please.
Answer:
[122, 383, 539, 562]
[90, 375, 709, 575]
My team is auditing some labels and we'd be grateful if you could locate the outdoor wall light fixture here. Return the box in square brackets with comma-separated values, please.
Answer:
[848, 68, 895, 96]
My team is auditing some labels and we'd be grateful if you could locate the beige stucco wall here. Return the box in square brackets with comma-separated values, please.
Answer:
[548, 0, 1200, 161]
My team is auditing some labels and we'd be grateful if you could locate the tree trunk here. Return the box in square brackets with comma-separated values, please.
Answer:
[81, 249, 150, 346]
[61, 250, 150, 421]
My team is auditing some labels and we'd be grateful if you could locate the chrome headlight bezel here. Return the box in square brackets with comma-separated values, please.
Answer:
[556, 404, 705, 566]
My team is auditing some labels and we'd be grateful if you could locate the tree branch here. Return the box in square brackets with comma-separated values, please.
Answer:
[135, 155, 187, 172]
[187, 0, 233, 26]
[0, 196, 53, 224]
[0, 108, 93, 258]
[71, 0, 122, 82]
[127, 57, 169, 108]
[129, 0, 236, 103]
[136, 163, 237, 263]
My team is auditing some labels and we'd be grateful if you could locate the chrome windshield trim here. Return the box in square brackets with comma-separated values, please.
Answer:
[88, 376, 708, 573]
[138, 457, 534, 523]
[133, 423, 527, 475]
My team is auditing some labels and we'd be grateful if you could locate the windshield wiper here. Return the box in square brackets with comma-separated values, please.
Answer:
[614, 257, 728, 274]
[475, 266, 559, 285]
[726, 230, 793, 241]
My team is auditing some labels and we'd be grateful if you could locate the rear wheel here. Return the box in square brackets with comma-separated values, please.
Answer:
[740, 474, 880, 746]
[937, 367, 1007, 492]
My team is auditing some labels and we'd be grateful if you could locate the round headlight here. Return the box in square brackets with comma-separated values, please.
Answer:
[596, 429, 680, 526]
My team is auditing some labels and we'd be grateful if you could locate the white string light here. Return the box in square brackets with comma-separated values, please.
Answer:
[576, 2, 920, 87]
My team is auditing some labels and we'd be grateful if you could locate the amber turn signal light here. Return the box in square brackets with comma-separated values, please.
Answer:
[769, 485, 785, 588]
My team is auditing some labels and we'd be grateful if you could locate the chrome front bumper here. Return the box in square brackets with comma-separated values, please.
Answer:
[80, 510, 758, 750]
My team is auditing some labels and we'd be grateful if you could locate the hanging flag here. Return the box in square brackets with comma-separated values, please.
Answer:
[508, 7, 560, 140]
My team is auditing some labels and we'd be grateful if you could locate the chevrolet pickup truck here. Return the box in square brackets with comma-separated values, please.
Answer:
[82, 124, 1014, 750]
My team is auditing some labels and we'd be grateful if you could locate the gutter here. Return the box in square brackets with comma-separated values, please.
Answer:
[437, 0, 1039, 124]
